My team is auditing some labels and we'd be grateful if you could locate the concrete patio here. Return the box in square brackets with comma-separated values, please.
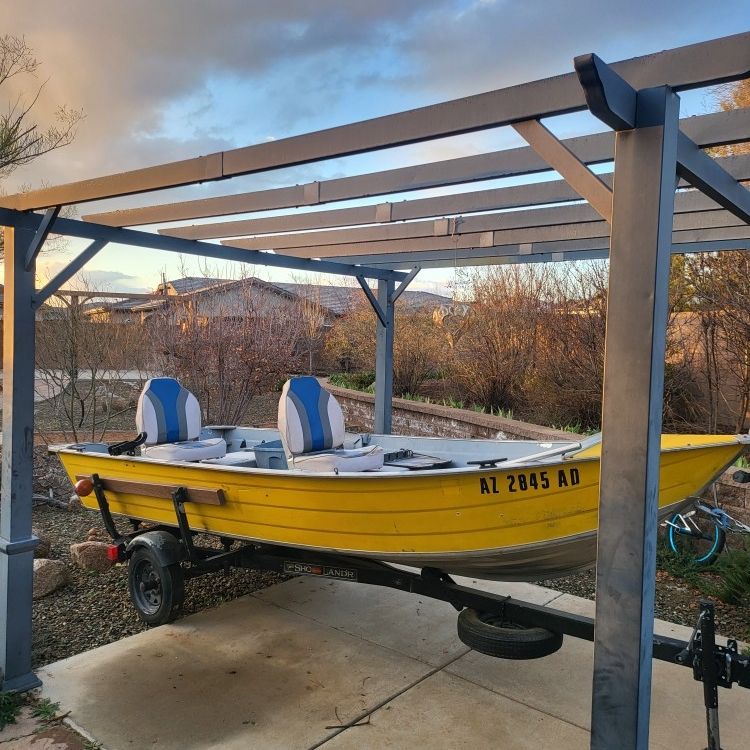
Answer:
[28, 575, 748, 749]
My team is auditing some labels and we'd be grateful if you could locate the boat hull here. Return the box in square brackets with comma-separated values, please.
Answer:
[55, 435, 744, 580]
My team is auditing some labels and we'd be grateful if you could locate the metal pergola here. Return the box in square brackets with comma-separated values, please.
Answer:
[1, 32, 749, 750]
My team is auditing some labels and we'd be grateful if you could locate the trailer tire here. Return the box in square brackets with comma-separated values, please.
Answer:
[457, 608, 563, 659]
[128, 546, 185, 626]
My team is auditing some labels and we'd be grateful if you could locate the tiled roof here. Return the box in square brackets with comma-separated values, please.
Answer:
[86, 277, 452, 317]
[270, 282, 451, 315]
[166, 277, 233, 294]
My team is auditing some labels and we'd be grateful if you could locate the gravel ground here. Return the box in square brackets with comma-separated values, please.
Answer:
[537, 564, 750, 642]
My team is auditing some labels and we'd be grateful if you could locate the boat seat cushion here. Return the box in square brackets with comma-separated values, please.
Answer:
[136, 377, 202, 445]
[143, 438, 226, 462]
[279, 377, 346, 455]
[291, 444, 384, 473]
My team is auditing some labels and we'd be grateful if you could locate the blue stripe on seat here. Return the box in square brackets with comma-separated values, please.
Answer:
[147, 378, 185, 443]
[289, 377, 326, 452]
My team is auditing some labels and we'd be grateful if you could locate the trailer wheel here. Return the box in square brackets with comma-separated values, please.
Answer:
[128, 546, 185, 626]
[457, 608, 562, 659]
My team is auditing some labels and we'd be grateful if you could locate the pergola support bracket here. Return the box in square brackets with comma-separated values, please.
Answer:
[511, 119, 613, 221]
[34, 239, 108, 308]
[24, 206, 60, 271]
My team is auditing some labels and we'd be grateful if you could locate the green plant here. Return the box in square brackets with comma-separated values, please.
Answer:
[700, 545, 750, 605]
[31, 697, 60, 721]
[735, 455, 749, 469]
[656, 539, 703, 586]
[441, 397, 464, 409]
[0, 691, 23, 730]
[328, 371, 375, 392]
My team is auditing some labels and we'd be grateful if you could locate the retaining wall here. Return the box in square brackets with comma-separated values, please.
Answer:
[324, 381, 578, 442]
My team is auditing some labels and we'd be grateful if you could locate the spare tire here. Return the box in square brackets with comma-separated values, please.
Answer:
[457, 608, 563, 659]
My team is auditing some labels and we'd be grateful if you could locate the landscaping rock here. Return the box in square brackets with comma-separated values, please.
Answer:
[33, 558, 70, 599]
[70, 541, 114, 572]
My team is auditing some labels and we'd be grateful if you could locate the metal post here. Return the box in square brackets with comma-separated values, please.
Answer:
[373, 278, 395, 434]
[0, 225, 41, 691]
[590, 86, 680, 749]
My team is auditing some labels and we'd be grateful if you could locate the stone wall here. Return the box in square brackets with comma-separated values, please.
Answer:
[715, 469, 750, 522]
[325, 381, 579, 442]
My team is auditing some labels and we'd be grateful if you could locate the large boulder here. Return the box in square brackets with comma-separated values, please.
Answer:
[33, 559, 70, 599]
[70, 541, 114, 572]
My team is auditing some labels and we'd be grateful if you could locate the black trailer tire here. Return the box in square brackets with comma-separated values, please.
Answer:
[128, 546, 185, 626]
[457, 608, 563, 659]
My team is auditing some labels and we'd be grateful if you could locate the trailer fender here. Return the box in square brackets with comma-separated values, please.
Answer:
[126, 530, 186, 567]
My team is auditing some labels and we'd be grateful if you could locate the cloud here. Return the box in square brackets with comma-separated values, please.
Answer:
[0, 0, 442, 192]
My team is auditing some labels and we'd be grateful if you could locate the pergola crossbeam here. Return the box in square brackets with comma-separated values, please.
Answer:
[87, 107, 750, 229]
[161, 152, 750, 241]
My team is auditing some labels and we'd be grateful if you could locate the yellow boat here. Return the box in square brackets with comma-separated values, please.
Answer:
[53, 427, 747, 582]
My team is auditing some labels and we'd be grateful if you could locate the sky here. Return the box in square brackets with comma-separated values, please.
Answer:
[0, 0, 748, 295]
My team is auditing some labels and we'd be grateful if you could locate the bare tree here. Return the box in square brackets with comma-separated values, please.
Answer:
[150, 282, 304, 425]
[0, 35, 83, 177]
[35, 291, 149, 442]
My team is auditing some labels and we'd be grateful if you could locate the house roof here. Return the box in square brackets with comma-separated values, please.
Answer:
[90, 277, 452, 317]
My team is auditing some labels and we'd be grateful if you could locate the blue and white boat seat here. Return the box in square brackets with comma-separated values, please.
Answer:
[278, 377, 384, 472]
[136, 377, 226, 462]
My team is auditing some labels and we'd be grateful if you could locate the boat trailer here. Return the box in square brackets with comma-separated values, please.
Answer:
[91, 473, 749, 750]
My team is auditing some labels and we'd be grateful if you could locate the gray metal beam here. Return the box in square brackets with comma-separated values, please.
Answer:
[0, 208, 406, 283]
[676, 131, 750, 223]
[3, 32, 747, 213]
[34, 240, 108, 308]
[0, 226, 41, 692]
[578, 51, 750, 226]
[590, 86, 680, 750]
[374, 279, 395, 434]
[88, 107, 750, 229]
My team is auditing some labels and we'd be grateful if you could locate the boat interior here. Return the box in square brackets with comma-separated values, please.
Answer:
[56, 376, 594, 475]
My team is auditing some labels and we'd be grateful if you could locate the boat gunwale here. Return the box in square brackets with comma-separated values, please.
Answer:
[50, 434, 748, 481]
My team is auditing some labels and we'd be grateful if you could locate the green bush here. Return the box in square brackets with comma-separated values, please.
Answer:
[328, 371, 375, 391]
[0, 691, 23, 731]
[700, 544, 750, 606]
